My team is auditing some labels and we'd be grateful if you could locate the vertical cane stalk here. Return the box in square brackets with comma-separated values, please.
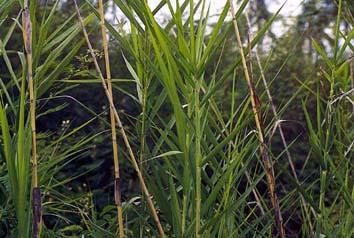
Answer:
[22, 1, 41, 237]
[228, 1, 285, 237]
[194, 77, 202, 238]
[97, 0, 124, 237]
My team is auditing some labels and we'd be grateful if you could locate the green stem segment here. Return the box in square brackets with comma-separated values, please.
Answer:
[195, 79, 202, 238]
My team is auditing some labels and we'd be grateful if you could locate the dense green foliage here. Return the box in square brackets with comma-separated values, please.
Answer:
[0, 0, 353, 237]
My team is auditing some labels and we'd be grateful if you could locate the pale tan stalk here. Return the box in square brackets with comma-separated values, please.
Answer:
[73, 1, 165, 236]
[97, 0, 124, 237]
[228, 2, 285, 237]
[245, 13, 315, 236]
[22, 2, 41, 238]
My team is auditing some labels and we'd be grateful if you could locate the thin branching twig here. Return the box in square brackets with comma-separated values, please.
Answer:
[73, 1, 166, 236]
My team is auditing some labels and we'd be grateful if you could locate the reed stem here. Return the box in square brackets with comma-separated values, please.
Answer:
[97, 1, 124, 237]
[22, 1, 42, 237]
[194, 77, 202, 238]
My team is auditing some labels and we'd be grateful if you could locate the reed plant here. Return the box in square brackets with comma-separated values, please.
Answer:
[0, 0, 353, 237]
[98, 0, 286, 236]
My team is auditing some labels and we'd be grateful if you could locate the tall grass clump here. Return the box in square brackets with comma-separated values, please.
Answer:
[97, 0, 352, 236]
[100, 0, 289, 236]
[302, 1, 354, 236]
[0, 0, 353, 237]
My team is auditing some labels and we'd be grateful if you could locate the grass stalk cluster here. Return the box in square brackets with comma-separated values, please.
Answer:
[0, 0, 353, 237]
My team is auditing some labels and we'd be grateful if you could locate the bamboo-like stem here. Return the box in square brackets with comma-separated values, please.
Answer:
[228, 2, 285, 237]
[22, 2, 42, 238]
[97, 1, 124, 237]
[73, 1, 165, 237]
[245, 13, 314, 235]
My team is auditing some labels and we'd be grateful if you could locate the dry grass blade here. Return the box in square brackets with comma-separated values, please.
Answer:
[97, 0, 124, 237]
[73, 1, 166, 236]
[228, 2, 285, 237]
[22, 1, 41, 237]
